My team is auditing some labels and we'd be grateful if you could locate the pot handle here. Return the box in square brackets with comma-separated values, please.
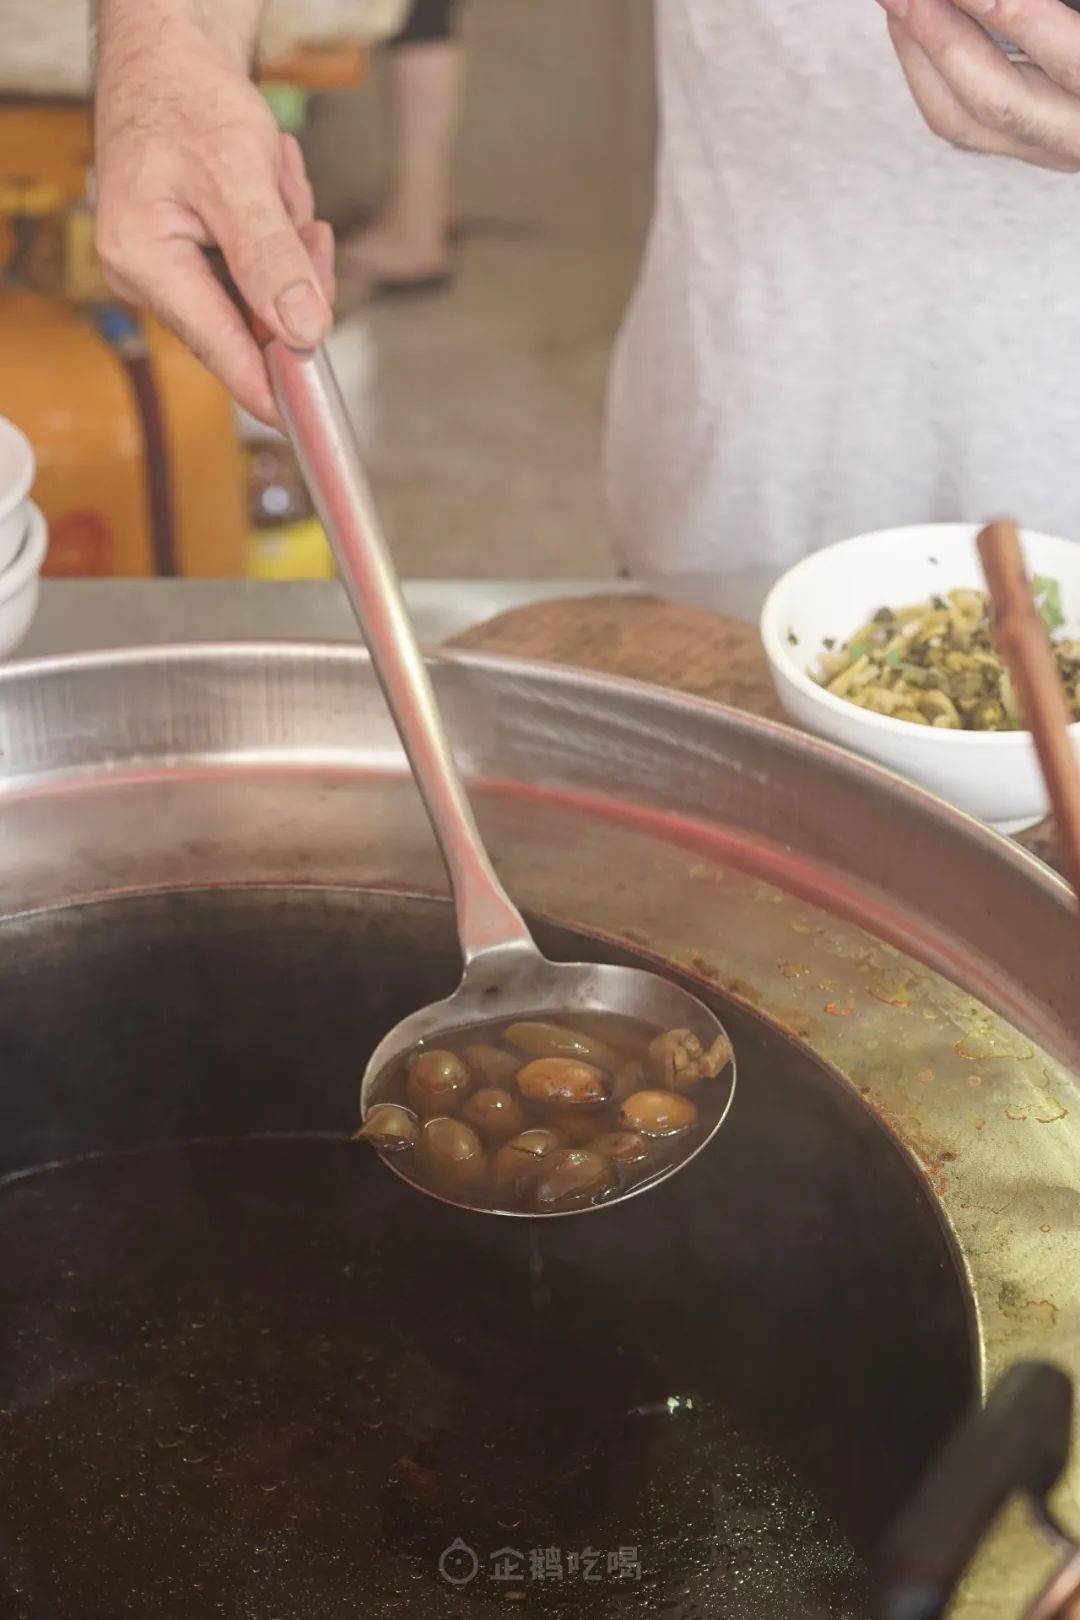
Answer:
[875, 1362, 1074, 1620]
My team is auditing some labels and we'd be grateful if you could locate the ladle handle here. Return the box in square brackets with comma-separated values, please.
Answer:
[266, 340, 534, 966]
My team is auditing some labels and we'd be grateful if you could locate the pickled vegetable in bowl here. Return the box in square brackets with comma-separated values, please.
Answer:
[816, 583, 1080, 731]
[354, 1014, 734, 1214]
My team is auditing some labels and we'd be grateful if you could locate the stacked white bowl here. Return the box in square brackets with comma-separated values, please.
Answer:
[0, 417, 47, 657]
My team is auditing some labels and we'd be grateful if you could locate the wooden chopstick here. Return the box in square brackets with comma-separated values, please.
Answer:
[978, 519, 1080, 904]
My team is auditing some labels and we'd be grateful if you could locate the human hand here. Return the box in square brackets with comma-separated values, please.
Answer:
[95, 7, 335, 422]
[876, 0, 1080, 172]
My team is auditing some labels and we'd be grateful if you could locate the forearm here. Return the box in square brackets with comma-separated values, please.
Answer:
[96, 0, 267, 161]
[97, 0, 265, 83]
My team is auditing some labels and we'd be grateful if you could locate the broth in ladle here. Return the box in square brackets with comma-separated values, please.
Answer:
[356, 1014, 733, 1213]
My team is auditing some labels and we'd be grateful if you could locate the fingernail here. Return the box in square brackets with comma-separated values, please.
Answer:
[275, 281, 327, 346]
[961, 0, 997, 13]
[875, 0, 908, 15]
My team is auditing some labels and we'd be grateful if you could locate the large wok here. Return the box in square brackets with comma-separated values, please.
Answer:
[0, 643, 1076, 1619]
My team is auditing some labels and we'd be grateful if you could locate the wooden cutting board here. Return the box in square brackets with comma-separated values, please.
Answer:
[448, 592, 1062, 876]
[449, 593, 784, 719]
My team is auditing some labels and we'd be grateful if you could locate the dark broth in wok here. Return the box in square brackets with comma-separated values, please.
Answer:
[0, 1138, 865, 1620]
[0, 884, 977, 1619]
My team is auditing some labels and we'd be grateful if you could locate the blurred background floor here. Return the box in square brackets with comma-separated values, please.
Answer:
[303, 0, 655, 578]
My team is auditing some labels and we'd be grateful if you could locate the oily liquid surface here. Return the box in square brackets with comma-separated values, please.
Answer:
[365, 1013, 732, 1214]
[0, 1139, 865, 1619]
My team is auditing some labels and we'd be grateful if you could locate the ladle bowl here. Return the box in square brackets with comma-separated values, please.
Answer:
[360, 945, 737, 1215]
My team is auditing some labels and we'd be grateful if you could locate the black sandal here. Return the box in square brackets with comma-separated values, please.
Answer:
[367, 271, 455, 299]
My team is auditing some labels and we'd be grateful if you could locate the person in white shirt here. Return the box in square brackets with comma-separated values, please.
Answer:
[603, 0, 1080, 610]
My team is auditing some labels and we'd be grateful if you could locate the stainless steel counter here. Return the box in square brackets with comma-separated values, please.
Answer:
[19, 579, 644, 659]
[20, 569, 787, 660]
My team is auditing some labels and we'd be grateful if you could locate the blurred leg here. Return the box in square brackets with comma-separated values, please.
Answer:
[340, 1, 464, 288]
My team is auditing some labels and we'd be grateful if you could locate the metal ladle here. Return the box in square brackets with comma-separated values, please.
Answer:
[266, 336, 736, 1214]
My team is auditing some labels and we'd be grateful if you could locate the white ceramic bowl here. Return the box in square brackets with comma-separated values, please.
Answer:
[0, 417, 34, 575]
[0, 501, 48, 659]
[761, 523, 1080, 832]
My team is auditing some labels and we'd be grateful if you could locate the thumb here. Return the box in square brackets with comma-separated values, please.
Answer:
[206, 175, 332, 350]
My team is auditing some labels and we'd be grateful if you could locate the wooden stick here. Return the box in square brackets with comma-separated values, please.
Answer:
[978, 519, 1080, 904]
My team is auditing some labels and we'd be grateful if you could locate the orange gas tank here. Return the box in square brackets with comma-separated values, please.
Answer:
[0, 288, 245, 576]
